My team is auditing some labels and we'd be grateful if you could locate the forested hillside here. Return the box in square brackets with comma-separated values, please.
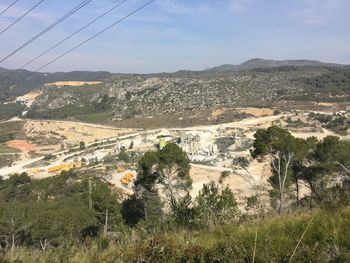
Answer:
[0, 61, 349, 123]
[23, 66, 350, 122]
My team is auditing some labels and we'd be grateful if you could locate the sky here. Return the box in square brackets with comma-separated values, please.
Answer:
[0, 0, 349, 73]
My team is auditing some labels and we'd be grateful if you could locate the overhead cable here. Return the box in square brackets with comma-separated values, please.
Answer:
[0, 0, 19, 17]
[0, 0, 93, 63]
[0, 0, 45, 37]
[29, 0, 155, 76]
[16, 0, 129, 71]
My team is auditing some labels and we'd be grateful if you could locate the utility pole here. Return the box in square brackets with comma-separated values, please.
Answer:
[88, 179, 93, 210]
[103, 209, 109, 237]
[10, 218, 15, 256]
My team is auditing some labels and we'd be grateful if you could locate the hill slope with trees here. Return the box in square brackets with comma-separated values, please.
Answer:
[1, 60, 349, 122]
[0, 128, 349, 262]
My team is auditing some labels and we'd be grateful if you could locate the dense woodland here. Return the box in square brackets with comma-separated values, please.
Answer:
[0, 126, 349, 262]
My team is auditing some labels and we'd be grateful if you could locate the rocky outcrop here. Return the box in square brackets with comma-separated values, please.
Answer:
[28, 66, 345, 119]
[32, 91, 79, 110]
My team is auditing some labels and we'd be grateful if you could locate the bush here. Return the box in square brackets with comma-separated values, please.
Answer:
[43, 154, 55, 161]
[121, 195, 145, 227]
[79, 141, 86, 150]
[194, 181, 239, 229]
[118, 147, 130, 163]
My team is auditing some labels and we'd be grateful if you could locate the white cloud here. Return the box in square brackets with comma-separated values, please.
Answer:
[156, 0, 211, 15]
[229, 0, 253, 14]
[157, 0, 193, 15]
[0, 2, 54, 23]
[292, 0, 348, 27]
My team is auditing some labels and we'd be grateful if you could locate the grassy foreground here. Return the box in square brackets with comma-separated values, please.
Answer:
[1, 207, 350, 263]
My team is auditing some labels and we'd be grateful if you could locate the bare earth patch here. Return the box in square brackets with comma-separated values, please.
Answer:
[190, 161, 271, 208]
[237, 107, 274, 117]
[211, 108, 227, 117]
[44, 81, 102, 87]
[16, 90, 42, 102]
[6, 140, 36, 152]
[25, 120, 135, 144]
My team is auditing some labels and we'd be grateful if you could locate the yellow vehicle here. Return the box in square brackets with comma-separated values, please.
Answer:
[120, 172, 135, 185]
[48, 162, 81, 174]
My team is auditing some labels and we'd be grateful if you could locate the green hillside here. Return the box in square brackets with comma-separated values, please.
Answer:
[0, 128, 349, 262]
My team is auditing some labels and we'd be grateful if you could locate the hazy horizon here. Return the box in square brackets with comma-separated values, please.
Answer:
[1, 57, 349, 75]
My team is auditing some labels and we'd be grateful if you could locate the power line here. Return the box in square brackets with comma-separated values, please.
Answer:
[0, 0, 93, 64]
[0, 0, 44, 37]
[0, 0, 127, 82]
[0, 0, 19, 17]
[15, 0, 129, 71]
[28, 0, 155, 76]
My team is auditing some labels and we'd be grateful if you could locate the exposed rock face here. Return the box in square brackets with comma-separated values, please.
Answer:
[33, 91, 79, 109]
[27, 65, 349, 120]
[91, 70, 312, 117]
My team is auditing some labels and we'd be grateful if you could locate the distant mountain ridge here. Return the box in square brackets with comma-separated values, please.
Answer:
[25, 65, 350, 123]
[1, 60, 350, 122]
[206, 58, 346, 72]
[0, 58, 347, 102]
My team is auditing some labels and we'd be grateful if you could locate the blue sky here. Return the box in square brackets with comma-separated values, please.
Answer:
[0, 0, 349, 73]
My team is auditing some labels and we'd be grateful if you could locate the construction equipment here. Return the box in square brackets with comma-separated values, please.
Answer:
[120, 172, 135, 185]
[48, 162, 81, 174]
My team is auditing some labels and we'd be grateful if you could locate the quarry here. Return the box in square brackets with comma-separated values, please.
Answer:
[0, 0, 348, 259]
[1, 108, 349, 209]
